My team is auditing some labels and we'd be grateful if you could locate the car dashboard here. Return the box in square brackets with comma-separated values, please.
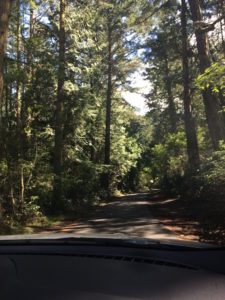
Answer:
[1, 240, 225, 299]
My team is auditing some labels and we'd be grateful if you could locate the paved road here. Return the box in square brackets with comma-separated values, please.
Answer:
[51, 192, 180, 241]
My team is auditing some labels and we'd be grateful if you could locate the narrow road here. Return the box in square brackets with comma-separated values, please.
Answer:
[49, 192, 181, 241]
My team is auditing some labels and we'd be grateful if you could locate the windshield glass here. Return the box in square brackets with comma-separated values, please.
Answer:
[0, 0, 224, 247]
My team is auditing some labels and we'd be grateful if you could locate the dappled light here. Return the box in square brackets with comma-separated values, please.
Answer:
[41, 192, 181, 241]
[0, 0, 224, 247]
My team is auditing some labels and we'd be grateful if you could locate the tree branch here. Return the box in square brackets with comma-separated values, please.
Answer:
[133, 0, 170, 26]
[195, 15, 225, 33]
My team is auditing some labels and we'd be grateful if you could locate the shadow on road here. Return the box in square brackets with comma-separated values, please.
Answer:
[39, 190, 225, 245]
[43, 190, 181, 240]
[146, 193, 225, 246]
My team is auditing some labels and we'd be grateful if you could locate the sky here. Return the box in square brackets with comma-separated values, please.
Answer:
[122, 67, 151, 115]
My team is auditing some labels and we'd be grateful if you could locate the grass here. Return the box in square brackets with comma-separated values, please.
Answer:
[0, 216, 63, 236]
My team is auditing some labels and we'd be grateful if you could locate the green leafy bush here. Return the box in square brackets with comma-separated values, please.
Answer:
[179, 142, 225, 200]
[149, 132, 187, 193]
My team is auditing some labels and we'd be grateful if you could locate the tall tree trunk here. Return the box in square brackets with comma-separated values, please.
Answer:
[5, 81, 9, 127]
[103, 22, 113, 191]
[181, 0, 200, 172]
[4, 61, 9, 129]
[16, 0, 22, 134]
[0, 0, 12, 128]
[105, 24, 112, 165]
[164, 56, 177, 134]
[90, 78, 96, 162]
[28, 0, 34, 82]
[54, 0, 66, 209]
[220, 20, 225, 57]
[189, 0, 225, 149]
[16, 0, 22, 132]
[26, 0, 34, 142]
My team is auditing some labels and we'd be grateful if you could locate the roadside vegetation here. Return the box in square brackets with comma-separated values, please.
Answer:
[0, 0, 225, 240]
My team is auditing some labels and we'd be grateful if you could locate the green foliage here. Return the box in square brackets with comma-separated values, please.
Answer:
[0, 0, 146, 223]
[196, 62, 225, 94]
[0, 0, 225, 229]
[178, 141, 225, 201]
[150, 132, 187, 191]
[198, 142, 225, 198]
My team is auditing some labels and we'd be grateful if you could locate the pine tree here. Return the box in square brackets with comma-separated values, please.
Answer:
[54, 0, 66, 211]
[181, 0, 200, 171]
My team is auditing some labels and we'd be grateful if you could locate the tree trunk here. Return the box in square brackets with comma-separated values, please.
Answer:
[164, 56, 177, 134]
[16, 0, 22, 151]
[26, 0, 35, 143]
[181, 0, 200, 172]
[105, 24, 112, 165]
[189, 0, 225, 149]
[221, 20, 225, 57]
[0, 0, 12, 127]
[5, 80, 9, 127]
[28, 0, 34, 81]
[103, 21, 113, 191]
[4, 59, 9, 129]
[54, 0, 66, 209]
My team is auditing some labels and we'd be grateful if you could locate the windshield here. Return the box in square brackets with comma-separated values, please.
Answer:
[0, 0, 224, 247]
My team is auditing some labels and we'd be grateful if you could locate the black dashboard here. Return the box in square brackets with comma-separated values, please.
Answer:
[1, 240, 225, 299]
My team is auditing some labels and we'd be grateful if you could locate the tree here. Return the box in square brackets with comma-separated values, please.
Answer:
[54, 0, 66, 210]
[1, 0, 225, 227]
[105, 14, 113, 166]
[188, 0, 225, 149]
[98, 0, 139, 190]
[16, 0, 22, 148]
[143, 12, 178, 135]
[164, 53, 177, 134]
[181, 0, 200, 171]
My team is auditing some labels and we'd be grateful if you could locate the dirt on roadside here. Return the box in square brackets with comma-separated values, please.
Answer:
[146, 191, 225, 246]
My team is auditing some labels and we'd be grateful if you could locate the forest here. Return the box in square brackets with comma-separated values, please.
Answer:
[0, 0, 225, 231]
